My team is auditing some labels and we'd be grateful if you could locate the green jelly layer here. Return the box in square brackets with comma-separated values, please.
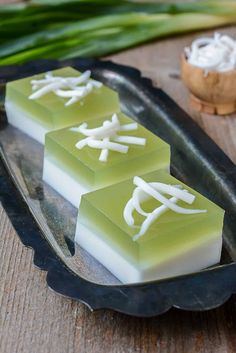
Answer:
[6, 67, 120, 129]
[78, 169, 224, 269]
[44, 112, 170, 189]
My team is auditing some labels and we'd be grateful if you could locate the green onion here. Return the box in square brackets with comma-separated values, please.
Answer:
[1, 0, 236, 65]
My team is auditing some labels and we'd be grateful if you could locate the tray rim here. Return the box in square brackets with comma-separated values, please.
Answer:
[0, 57, 236, 317]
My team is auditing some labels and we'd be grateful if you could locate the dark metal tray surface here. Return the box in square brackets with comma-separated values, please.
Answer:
[0, 57, 236, 317]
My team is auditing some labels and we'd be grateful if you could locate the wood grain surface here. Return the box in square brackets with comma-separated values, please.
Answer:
[1, 1, 236, 351]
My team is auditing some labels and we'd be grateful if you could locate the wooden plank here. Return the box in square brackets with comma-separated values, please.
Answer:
[0, 9, 236, 353]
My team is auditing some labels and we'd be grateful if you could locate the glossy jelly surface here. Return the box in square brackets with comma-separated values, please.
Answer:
[45, 113, 170, 189]
[6, 67, 120, 129]
[78, 169, 224, 269]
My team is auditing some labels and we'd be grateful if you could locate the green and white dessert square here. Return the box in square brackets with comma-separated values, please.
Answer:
[5, 66, 120, 143]
[43, 112, 170, 207]
[75, 169, 224, 283]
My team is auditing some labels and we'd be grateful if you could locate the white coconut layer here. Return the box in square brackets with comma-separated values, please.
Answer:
[75, 222, 222, 284]
[43, 157, 90, 208]
[75, 222, 141, 283]
[5, 100, 50, 144]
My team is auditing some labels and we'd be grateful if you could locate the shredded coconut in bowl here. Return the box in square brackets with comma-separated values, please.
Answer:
[185, 32, 236, 73]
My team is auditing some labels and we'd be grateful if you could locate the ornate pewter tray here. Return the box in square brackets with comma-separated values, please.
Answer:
[0, 58, 236, 317]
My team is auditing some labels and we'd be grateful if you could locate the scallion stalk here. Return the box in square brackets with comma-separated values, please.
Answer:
[0, 0, 236, 65]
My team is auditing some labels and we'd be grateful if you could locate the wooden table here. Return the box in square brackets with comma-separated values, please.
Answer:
[1, 4, 236, 352]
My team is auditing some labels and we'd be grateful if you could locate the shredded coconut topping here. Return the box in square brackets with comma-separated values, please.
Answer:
[123, 176, 207, 241]
[71, 114, 146, 162]
[185, 32, 236, 73]
[29, 70, 102, 106]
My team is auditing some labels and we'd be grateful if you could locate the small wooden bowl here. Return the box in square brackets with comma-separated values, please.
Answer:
[181, 54, 236, 115]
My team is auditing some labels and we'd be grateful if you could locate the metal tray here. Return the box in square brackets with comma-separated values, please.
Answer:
[0, 57, 236, 318]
